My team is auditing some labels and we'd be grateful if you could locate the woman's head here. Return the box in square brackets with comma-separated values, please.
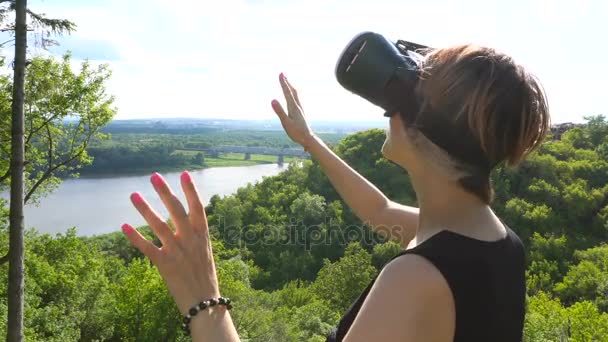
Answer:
[381, 44, 551, 203]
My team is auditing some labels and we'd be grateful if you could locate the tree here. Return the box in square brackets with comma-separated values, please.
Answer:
[371, 240, 402, 270]
[0, 53, 116, 221]
[6, 1, 28, 340]
[312, 242, 377, 312]
[0, 1, 76, 50]
[0, 4, 104, 339]
[193, 152, 204, 165]
[554, 245, 608, 312]
[583, 115, 608, 148]
[1, 54, 115, 340]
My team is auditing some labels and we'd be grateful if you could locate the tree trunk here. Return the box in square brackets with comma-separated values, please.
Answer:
[7, 0, 28, 340]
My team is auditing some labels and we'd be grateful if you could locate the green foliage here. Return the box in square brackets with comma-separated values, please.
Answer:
[524, 292, 608, 342]
[312, 242, 377, 312]
[307, 129, 416, 207]
[554, 244, 608, 312]
[1, 115, 607, 339]
[0, 228, 120, 341]
[0, 53, 116, 206]
[111, 258, 183, 341]
[524, 292, 570, 341]
[81, 143, 199, 175]
[371, 240, 402, 269]
[526, 233, 571, 295]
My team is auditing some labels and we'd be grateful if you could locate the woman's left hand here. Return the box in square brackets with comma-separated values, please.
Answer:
[121, 171, 220, 315]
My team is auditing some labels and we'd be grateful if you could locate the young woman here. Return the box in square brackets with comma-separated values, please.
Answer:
[121, 43, 550, 341]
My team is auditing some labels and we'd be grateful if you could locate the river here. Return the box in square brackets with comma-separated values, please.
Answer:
[7, 164, 287, 236]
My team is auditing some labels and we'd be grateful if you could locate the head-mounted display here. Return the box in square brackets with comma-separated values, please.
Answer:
[335, 32, 431, 120]
[334, 32, 495, 175]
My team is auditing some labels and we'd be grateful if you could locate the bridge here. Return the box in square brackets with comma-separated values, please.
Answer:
[201, 145, 309, 165]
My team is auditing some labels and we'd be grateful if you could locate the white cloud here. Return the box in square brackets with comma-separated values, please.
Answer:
[7, 0, 608, 123]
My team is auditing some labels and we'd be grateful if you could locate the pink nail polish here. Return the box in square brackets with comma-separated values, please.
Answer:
[181, 171, 192, 183]
[151, 172, 165, 188]
[121, 223, 134, 235]
[280, 72, 284, 79]
[131, 192, 145, 205]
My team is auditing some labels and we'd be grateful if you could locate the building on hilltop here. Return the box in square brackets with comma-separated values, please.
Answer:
[550, 122, 584, 140]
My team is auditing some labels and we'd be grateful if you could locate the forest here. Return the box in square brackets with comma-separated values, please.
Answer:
[0, 115, 607, 341]
[77, 130, 346, 175]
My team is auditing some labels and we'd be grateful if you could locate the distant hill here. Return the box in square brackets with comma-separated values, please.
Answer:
[89, 117, 591, 137]
[96, 118, 386, 135]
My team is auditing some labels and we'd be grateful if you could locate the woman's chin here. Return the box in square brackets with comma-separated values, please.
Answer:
[381, 140, 392, 159]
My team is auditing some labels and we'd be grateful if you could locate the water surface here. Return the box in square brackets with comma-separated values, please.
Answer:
[10, 164, 286, 236]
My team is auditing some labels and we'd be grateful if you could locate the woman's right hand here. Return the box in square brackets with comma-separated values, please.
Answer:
[271, 73, 316, 149]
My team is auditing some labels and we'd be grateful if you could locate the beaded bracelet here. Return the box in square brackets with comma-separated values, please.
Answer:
[182, 296, 232, 335]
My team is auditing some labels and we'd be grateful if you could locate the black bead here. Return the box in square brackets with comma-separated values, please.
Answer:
[225, 298, 231, 305]
[189, 307, 198, 316]
[218, 297, 226, 304]
[209, 298, 218, 306]
[227, 304, 233, 310]
[183, 316, 191, 324]
[199, 301, 208, 310]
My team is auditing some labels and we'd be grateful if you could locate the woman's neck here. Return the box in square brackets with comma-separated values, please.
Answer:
[409, 168, 505, 242]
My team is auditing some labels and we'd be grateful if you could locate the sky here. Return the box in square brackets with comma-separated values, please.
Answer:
[2, 0, 607, 124]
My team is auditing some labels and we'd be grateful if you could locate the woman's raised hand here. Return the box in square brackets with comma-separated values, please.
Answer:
[271, 73, 316, 149]
[121, 171, 220, 315]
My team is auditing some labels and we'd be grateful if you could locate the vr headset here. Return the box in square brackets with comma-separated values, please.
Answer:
[335, 32, 431, 120]
[335, 32, 494, 174]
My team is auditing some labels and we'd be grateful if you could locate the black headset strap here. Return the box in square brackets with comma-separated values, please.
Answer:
[395, 40, 432, 54]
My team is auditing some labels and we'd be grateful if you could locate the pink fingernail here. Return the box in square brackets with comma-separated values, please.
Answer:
[121, 223, 134, 235]
[151, 172, 165, 188]
[130, 192, 145, 205]
[181, 171, 192, 183]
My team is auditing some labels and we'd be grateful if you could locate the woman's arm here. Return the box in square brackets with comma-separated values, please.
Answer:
[304, 134, 418, 246]
[272, 73, 418, 247]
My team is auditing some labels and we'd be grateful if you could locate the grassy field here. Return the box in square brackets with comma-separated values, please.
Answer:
[174, 150, 299, 167]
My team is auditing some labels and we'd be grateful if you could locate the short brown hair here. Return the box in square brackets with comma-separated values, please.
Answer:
[408, 44, 550, 203]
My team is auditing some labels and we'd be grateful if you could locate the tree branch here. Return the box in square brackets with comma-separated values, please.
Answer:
[0, 252, 7, 265]
[23, 123, 53, 204]
[0, 168, 10, 184]
[0, 139, 10, 158]
[0, 27, 33, 32]
[25, 112, 62, 146]
[24, 143, 88, 204]
[0, 38, 14, 47]
[25, 9, 76, 35]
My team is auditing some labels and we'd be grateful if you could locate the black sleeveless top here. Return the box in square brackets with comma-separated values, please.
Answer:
[326, 226, 526, 342]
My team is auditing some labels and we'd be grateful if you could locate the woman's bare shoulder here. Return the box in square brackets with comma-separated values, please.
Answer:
[343, 254, 455, 342]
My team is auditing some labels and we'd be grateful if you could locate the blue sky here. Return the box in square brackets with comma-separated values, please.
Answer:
[3, 0, 607, 123]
